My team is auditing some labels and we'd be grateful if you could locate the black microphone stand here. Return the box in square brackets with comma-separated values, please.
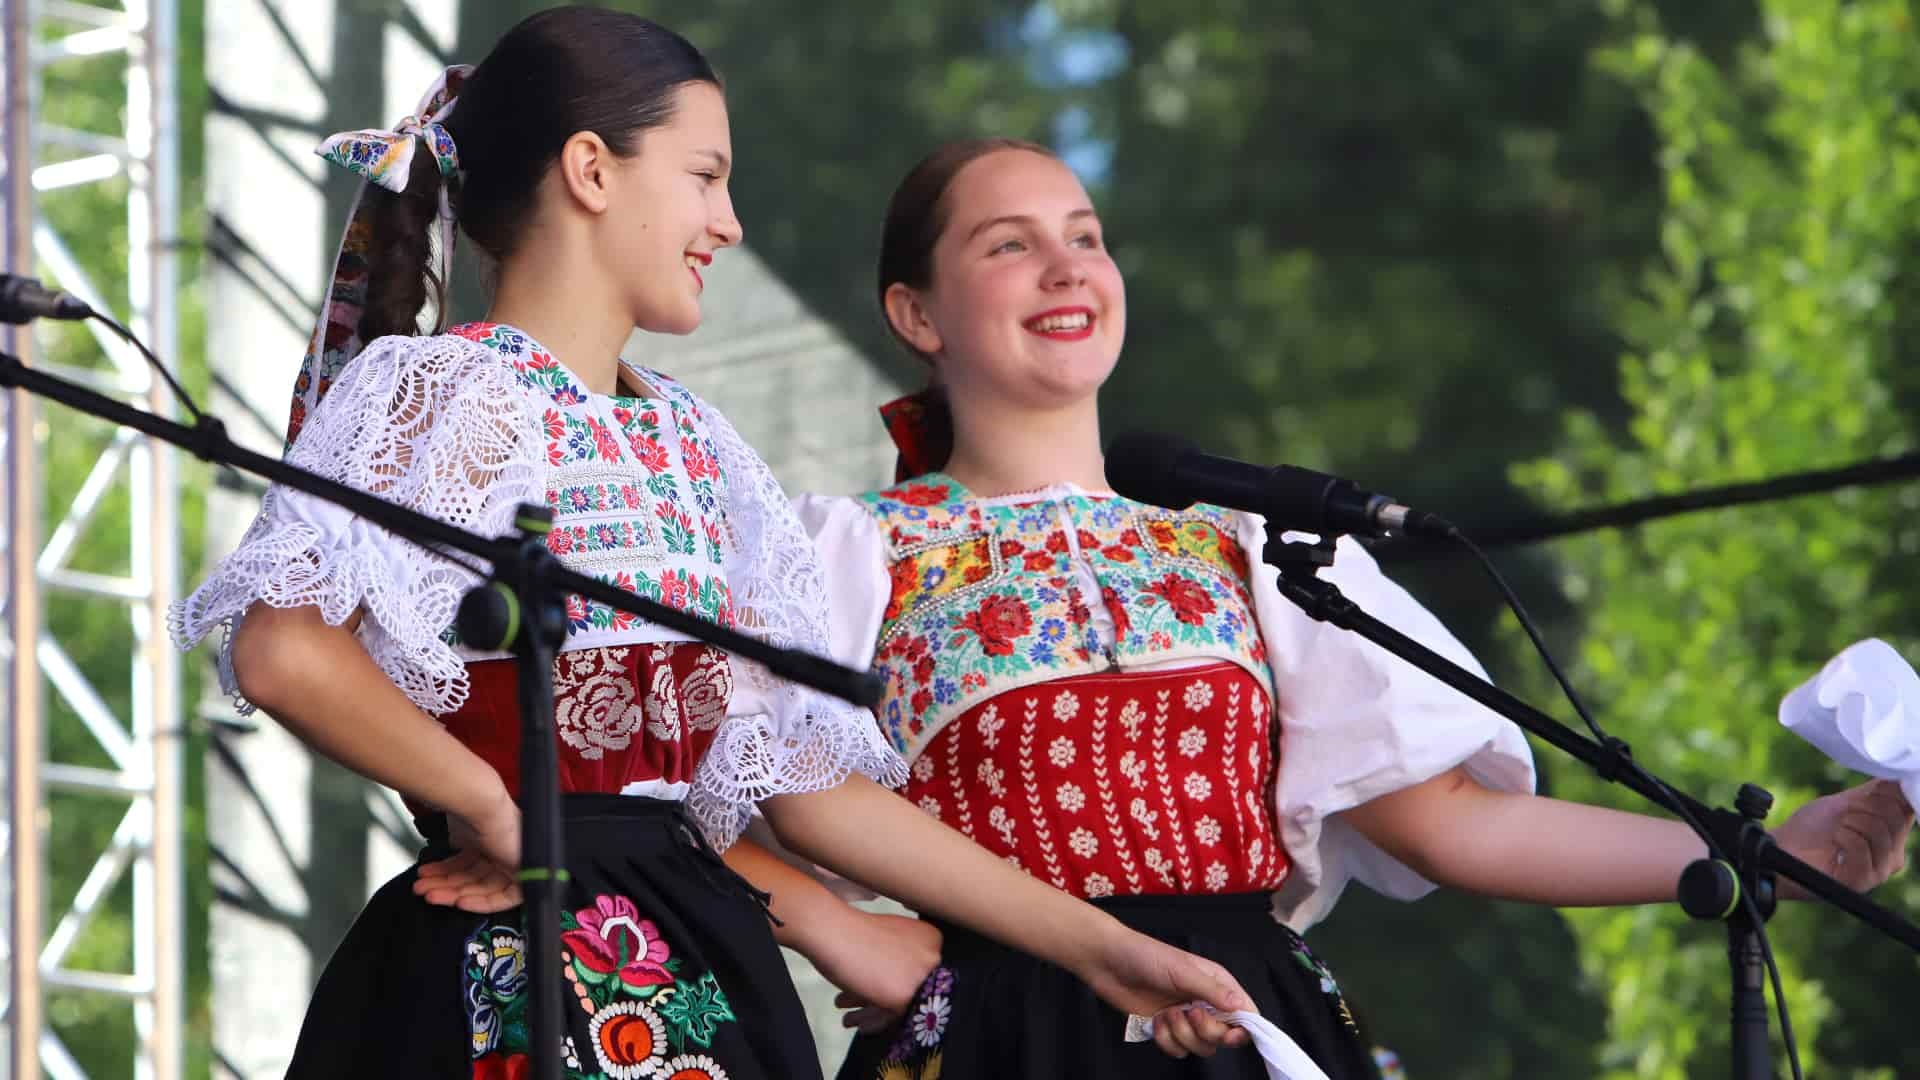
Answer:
[0, 348, 883, 1080]
[1262, 534, 1920, 1080]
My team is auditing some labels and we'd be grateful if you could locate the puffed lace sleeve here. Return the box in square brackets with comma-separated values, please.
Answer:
[1246, 519, 1538, 931]
[682, 395, 907, 849]
[168, 334, 543, 718]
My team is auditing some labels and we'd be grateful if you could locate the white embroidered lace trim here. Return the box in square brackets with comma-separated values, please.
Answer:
[168, 333, 539, 717]
[684, 384, 906, 847]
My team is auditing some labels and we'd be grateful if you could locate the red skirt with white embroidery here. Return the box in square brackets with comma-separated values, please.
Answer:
[903, 660, 1288, 899]
[434, 641, 733, 800]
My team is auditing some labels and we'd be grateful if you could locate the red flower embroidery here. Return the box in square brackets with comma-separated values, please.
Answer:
[659, 569, 693, 610]
[1067, 590, 1093, 626]
[998, 539, 1026, 560]
[962, 563, 992, 585]
[472, 1053, 531, 1080]
[1045, 531, 1070, 554]
[885, 559, 921, 621]
[1101, 585, 1132, 640]
[1022, 552, 1056, 572]
[561, 894, 674, 991]
[1219, 534, 1252, 581]
[628, 434, 671, 474]
[894, 483, 952, 507]
[1101, 545, 1136, 563]
[680, 435, 720, 481]
[957, 594, 1033, 656]
[588, 418, 623, 461]
[1146, 573, 1215, 625]
[1118, 527, 1143, 548]
[910, 689, 933, 716]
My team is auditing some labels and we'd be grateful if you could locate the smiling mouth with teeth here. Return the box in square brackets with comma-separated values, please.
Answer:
[1023, 307, 1094, 340]
[685, 252, 711, 288]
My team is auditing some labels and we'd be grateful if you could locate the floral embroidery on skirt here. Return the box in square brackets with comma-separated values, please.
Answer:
[463, 893, 741, 1080]
[875, 966, 954, 1080]
[1287, 931, 1359, 1034]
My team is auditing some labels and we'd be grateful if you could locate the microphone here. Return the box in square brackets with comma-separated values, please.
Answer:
[0, 274, 93, 325]
[1104, 431, 1457, 540]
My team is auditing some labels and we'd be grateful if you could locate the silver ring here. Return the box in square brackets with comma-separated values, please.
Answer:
[1124, 1013, 1154, 1043]
[1836, 847, 1848, 867]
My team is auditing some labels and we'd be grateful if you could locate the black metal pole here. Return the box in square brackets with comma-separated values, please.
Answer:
[515, 523, 568, 1080]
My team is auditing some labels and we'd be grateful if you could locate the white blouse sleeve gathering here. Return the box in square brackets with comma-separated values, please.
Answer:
[685, 398, 907, 850]
[1245, 518, 1538, 932]
[791, 493, 892, 671]
[168, 334, 544, 719]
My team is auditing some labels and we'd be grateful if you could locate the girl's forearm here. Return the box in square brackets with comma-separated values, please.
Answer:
[720, 836, 864, 952]
[1342, 767, 1704, 906]
[760, 774, 1124, 973]
[232, 600, 509, 823]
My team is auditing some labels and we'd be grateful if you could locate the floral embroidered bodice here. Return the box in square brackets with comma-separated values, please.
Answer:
[445, 322, 734, 642]
[859, 474, 1274, 765]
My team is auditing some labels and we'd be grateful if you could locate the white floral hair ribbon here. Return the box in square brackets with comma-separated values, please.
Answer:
[288, 64, 472, 448]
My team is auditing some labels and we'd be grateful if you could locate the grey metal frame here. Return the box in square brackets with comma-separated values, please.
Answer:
[1, 0, 183, 1075]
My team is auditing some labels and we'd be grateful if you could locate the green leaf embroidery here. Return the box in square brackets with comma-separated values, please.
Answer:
[655, 972, 734, 1050]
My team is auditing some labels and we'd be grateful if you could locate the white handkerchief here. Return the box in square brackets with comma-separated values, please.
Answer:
[1124, 1004, 1331, 1080]
[1779, 638, 1920, 810]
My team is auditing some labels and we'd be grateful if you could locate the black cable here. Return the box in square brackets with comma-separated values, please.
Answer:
[89, 309, 206, 425]
[84, 310, 497, 582]
[1449, 528, 1804, 1080]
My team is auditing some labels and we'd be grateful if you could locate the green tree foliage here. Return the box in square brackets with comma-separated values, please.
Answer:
[1514, 1, 1920, 1075]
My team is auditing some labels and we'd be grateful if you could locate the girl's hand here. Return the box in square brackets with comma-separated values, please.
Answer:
[413, 787, 523, 913]
[1073, 921, 1254, 1059]
[814, 912, 944, 1034]
[1774, 778, 1913, 898]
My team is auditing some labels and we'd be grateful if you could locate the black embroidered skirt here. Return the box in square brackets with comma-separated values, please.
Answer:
[286, 793, 819, 1080]
[837, 892, 1384, 1080]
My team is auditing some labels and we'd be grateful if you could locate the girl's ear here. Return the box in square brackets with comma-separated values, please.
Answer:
[883, 282, 944, 357]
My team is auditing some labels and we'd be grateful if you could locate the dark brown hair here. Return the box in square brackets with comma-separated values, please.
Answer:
[357, 6, 720, 343]
[875, 138, 1056, 473]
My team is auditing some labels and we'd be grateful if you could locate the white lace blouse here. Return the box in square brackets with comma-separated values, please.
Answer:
[170, 328, 904, 847]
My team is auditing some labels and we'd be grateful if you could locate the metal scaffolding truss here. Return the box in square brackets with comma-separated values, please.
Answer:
[2, 0, 183, 1076]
